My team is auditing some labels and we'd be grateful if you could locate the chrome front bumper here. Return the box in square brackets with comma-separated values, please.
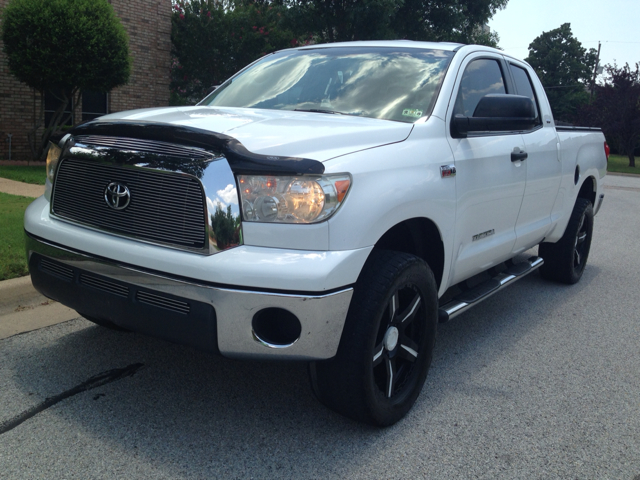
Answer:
[26, 233, 353, 360]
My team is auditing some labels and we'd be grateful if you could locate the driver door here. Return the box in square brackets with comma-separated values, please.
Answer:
[446, 54, 527, 285]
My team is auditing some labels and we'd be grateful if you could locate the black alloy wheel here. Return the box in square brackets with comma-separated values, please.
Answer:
[539, 197, 594, 284]
[309, 250, 438, 426]
[372, 285, 425, 400]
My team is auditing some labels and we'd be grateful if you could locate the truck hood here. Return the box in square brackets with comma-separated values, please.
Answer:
[98, 106, 413, 161]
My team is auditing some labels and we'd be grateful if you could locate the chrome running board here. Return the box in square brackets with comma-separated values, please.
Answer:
[438, 256, 544, 323]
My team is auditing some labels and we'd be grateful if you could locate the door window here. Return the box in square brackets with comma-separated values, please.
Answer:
[509, 65, 541, 125]
[454, 59, 506, 117]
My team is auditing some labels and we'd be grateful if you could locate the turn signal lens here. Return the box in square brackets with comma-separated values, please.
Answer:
[238, 174, 351, 223]
[334, 180, 351, 203]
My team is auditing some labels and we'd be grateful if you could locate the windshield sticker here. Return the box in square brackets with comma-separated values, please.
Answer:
[402, 108, 423, 118]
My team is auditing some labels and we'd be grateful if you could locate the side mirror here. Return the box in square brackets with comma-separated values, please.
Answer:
[451, 94, 537, 138]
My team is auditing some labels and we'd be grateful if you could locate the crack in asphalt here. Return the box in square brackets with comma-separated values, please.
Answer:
[0, 363, 144, 435]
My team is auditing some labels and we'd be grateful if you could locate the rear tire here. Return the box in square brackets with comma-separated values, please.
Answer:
[309, 250, 438, 426]
[539, 197, 594, 284]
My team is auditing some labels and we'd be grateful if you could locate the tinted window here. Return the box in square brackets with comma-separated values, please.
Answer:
[510, 64, 540, 122]
[454, 59, 506, 117]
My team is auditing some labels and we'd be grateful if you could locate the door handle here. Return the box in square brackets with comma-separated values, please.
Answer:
[511, 150, 528, 162]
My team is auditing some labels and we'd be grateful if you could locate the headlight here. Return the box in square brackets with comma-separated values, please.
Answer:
[238, 174, 351, 223]
[44, 141, 63, 201]
[46, 142, 62, 184]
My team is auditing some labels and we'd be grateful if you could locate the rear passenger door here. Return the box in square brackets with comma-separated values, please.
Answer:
[446, 53, 527, 285]
[508, 62, 562, 252]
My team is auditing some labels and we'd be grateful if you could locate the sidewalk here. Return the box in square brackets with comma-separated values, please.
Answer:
[0, 178, 77, 339]
[0, 176, 45, 197]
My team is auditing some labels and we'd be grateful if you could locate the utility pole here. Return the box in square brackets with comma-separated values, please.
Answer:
[590, 41, 601, 101]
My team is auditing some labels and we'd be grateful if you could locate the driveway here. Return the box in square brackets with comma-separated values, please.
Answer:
[0, 174, 639, 479]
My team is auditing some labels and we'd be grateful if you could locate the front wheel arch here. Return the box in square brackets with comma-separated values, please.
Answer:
[374, 217, 445, 290]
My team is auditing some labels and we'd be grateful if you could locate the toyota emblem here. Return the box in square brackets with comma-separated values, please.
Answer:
[104, 182, 131, 210]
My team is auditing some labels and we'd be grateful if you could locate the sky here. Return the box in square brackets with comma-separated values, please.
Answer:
[488, 0, 640, 81]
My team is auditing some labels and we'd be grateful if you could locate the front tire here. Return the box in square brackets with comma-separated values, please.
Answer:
[309, 250, 438, 426]
[539, 197, 594, 284]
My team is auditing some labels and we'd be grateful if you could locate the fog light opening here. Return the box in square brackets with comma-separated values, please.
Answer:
[252, 308, 302, 348]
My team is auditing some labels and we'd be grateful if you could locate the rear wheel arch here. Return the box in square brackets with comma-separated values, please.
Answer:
[577, 175, 596, 206]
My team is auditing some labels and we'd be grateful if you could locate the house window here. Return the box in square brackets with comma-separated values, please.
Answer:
[82, 90, 109, 121]
[44, 90, 74, 127]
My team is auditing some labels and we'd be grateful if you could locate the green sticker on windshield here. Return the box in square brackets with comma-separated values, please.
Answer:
[402, 108, 423, 118]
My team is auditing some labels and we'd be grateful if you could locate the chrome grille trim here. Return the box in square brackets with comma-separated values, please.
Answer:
[51, 158, 208, 252]
[136, 291, 190, 314]
[40, 258, 74, 280]
[80, 273, 129, 297]
[75, 135, 212, 159]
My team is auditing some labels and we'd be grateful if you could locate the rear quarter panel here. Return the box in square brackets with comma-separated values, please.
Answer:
[545, 129, 607, 242]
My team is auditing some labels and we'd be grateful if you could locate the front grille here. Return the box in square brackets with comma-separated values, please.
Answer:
[52, 158, 207, 251]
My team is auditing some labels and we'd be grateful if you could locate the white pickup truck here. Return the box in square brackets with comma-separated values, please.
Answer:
[25, 41, 608, 426]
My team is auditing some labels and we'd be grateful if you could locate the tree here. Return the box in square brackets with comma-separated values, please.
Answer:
[1, 0, 131, 159]
[170, 0, 507, 104]
[286, 0, 505, 45]
[391, 0, 506, 45]
[171, 0, 307, 103]
[287, 0, 402, 43]
[582, 63, 640, 167]
[525, 23, 597, 123]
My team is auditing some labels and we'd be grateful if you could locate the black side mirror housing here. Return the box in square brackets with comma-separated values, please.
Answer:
[452, 94, 537, 138]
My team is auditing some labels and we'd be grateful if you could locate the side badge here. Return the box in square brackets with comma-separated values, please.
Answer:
[440, 165, 456, 178]
[472, 229, 495, 242]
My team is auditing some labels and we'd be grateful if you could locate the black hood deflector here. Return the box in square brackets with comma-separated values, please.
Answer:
[68, 121, 325, 175]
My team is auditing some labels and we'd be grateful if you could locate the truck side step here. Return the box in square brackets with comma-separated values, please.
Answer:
[438, 256, 544, 323]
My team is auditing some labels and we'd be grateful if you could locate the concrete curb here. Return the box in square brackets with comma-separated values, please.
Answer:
[0, 275, 78, 339]
[0, 275, 45, 316]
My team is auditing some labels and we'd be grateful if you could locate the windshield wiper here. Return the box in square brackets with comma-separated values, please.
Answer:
[294, 108, 363, 116]
[295, 108, 343, 115]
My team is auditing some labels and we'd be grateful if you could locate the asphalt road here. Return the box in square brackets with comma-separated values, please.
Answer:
[1, 174, 639, 479]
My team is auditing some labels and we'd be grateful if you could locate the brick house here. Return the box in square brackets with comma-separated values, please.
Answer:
[0, 0, 172, 161]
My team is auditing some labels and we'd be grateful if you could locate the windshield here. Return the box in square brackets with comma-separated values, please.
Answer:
[199, 47, 454, 123]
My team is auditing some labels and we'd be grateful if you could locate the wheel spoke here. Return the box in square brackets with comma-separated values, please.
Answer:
[398, 335, 419, 362]
[575, 248, 582, 267]
[373, 344, 385, 366]
[385, 358, 396, 398]
[398, 294, 421, 325]
[577, 232, 587, 244]
[389, 292, 399, 319]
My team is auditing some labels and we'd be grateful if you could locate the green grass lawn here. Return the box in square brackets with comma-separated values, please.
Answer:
[607, 154, 640, 175]
[0, 192, 33, 280]
[0, 165, 46, 185]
